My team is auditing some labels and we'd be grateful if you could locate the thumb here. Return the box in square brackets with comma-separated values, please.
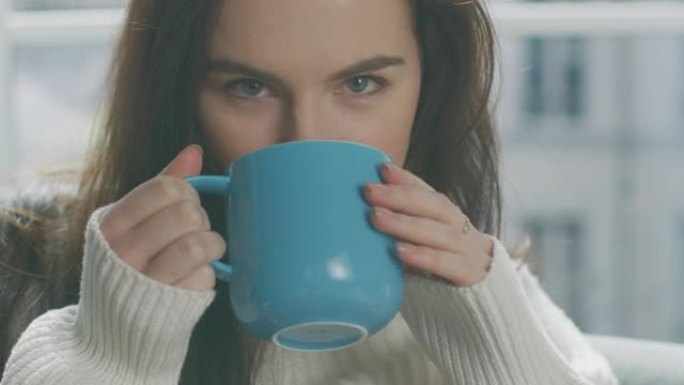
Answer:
[160, 144, 204, 178]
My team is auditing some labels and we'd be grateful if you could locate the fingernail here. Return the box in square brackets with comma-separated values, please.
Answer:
[383, 163, 400, 173]
[367, 183, 389, 196]
[374, 207, 393, 217]
[397, 242, 415, 254]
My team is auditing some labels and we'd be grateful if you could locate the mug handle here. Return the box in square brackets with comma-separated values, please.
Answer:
[186, 175, 233, 282]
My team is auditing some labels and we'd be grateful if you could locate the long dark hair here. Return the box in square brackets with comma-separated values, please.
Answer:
[1, 0, 502, 383]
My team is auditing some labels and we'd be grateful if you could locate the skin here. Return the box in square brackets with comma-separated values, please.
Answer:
[101, 0, 493, 293]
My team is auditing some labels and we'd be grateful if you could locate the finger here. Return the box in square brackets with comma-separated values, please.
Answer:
[365, 182, 493, 257]
[100, 145, 204, 241]
[380, 163, 435, 192]
[176, 265, 216, 292]
[143, 231, 226, 285]
[101, 176, 203, 243]
[370, 207, 466, 254]
[396, 243, 489, 287]
[364, 183, 461, 226]
[112, 200, 210, 270]
[159, 144, 204, 178]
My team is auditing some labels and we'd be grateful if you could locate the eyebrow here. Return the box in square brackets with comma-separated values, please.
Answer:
[206, 55, 406, 88]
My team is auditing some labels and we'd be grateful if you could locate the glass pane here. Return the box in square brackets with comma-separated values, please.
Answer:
[524, 215, 588, 329]
[13, 0, 126, 11]
[13, 45, 111, 175]
[498, 34, 684, 344]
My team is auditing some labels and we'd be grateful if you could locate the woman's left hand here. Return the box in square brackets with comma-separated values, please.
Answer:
[364, 162, 494, 287]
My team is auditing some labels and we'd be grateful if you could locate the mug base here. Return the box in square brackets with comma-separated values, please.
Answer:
[272, 321, 368, 352]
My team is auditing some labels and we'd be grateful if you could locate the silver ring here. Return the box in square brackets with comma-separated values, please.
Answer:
[462, 216, 471, 235]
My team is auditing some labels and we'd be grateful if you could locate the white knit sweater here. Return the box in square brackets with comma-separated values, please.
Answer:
[1, 206, 619, 384]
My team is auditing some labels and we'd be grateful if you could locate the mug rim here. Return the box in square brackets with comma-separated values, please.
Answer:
[227, 139, 388, 174]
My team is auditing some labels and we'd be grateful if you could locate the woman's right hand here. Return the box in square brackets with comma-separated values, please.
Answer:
[99, 144, 226, 292]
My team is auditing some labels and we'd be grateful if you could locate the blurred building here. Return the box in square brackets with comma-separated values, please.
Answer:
[13, 0, 124, 10]
[495, 2, 684, 342]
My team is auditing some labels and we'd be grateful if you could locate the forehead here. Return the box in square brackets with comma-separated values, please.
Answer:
[209, 0, 416, 68]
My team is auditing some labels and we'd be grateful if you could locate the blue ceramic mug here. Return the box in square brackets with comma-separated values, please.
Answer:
[186, 140, 403, 352]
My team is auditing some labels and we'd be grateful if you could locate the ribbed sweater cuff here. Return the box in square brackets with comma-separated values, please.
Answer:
[400, 236, 591, 385]
[75, 204, 215, 379]
[2, 204, 215, 384]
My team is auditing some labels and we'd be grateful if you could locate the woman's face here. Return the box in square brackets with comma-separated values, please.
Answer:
[198, 0, 422, 169]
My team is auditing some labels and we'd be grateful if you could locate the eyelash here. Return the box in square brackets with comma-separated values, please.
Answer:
[223, 75, 389, 100]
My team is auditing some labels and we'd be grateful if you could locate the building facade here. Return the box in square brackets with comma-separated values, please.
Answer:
[496, 12, 684, 342]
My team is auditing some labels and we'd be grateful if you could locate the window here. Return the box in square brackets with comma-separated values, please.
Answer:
[493, 1, 684, 343]
[678, 216, 684, 341]
[0, 5, 122, 179]
[681, 40, 684, 123]
[525, 37, 586, 120]
[13, 46, 111, 173]
[525, 215, 588, 329]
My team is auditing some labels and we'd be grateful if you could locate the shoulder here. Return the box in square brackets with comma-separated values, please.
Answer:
[0, 170, 80, 262]
[0, 169, 82, 368]
[0, 169, 80, 218]
[0, 169, 82, 282]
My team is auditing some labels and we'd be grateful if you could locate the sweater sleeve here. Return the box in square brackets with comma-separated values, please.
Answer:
[399, 235, 619, 385]
[1, 205, 215, 385]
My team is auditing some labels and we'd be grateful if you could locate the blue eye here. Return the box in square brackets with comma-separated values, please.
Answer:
[226, 79, 270, 98]
[224, 76, 386, 99]
[344, 76, 384, 95]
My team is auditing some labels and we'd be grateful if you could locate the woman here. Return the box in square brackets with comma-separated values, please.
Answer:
[0, 0, 619, 384]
